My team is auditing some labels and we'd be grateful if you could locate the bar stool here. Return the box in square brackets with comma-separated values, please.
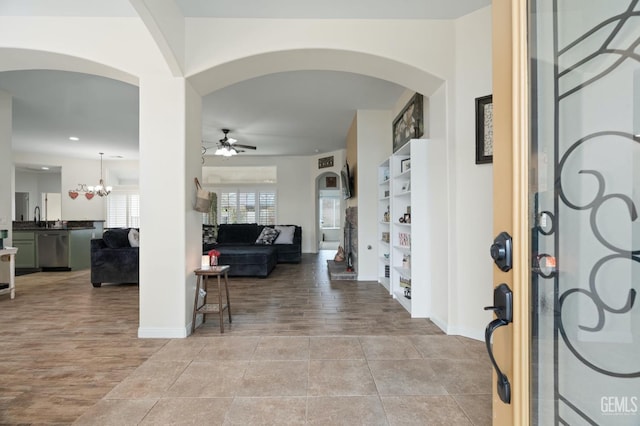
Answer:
[192, 265, 231, 333]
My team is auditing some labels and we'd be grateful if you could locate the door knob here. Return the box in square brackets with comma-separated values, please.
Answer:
[490, 232, 513, 272]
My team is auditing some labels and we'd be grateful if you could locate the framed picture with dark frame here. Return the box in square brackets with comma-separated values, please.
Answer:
[475, 94, 494, 164]
[392, 93, 424, 152]
[400, 158, 411, 173]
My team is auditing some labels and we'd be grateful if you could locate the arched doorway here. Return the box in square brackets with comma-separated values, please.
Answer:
[316, 171, 341, 251]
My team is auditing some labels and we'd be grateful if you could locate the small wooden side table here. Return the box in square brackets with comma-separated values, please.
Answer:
[192, 265, 232, 333]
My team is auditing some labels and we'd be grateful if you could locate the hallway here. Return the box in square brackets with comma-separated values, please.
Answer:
[0, 252, 491, 425]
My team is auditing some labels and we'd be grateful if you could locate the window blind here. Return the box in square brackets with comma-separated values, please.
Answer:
[220, 189, 276, 225]
[106, 191, 140, 228]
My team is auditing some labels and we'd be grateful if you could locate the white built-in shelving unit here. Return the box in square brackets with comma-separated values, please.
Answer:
[377, 139, 438, 317]
[377, 158, 391, 291]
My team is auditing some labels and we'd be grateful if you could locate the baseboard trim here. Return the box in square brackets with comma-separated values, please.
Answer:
[138, 326, 188, 338]
[447, 325, 484, 342]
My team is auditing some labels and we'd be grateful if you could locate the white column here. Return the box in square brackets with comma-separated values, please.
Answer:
[138, 76, 202, 338]
[0, 91, 13, 243]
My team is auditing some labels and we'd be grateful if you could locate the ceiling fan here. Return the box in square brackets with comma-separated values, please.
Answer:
[203, 129, 257, 157]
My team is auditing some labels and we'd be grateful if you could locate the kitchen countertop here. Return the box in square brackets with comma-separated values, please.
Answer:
[14, 227, 96, 231]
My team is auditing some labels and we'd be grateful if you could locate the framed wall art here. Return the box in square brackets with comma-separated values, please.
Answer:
[475, 94, 493, 164]
[318, 155, 334, 169]
[392, 93, 424, 152]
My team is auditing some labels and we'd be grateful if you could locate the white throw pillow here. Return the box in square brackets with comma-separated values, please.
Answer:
[128, 228, 140, 247]
[274, 225, 295, 244]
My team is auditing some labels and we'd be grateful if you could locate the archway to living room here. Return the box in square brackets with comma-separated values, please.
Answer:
[192, 47, 448, 260]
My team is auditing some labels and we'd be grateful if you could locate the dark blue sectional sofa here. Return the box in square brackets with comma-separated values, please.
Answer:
[203, 223, 302, 277]
[90, 228, 138, 287]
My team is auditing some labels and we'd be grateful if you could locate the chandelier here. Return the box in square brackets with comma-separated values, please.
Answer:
[90, 152, 112, 197]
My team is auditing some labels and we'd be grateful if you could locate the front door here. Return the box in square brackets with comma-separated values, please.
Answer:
[491, 0, 640, 424]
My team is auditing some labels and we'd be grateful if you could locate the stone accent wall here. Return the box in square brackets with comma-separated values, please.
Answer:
[344, 206, 358, 272]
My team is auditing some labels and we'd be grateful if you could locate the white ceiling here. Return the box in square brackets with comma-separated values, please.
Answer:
[0, 0, 490, 163]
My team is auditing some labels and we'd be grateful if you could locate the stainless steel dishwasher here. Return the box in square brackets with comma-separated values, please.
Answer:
[37, 231, 70, 270]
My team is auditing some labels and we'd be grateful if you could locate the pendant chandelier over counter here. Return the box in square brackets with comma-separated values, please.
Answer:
[67, 152, 112, 199]
[92, 152, 112, 197]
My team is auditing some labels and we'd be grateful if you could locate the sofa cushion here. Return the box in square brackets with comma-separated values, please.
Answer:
[103, 228, 131, 249]
[255, 227, 279, 245]
[273, 225, 296, 244]
[128, 228, 140, 247]
[202, 224, 216, 244]
[216, 223, 259, 244]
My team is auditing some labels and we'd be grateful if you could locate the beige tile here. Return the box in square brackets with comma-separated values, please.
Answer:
[382, 395, 473, 425]
[252, 336, 310, 360]
[429, 358, 492, 395]
[197, 336, 260, 360]
[148, 338, 207, 361]
[309, 336, 365, 359]
[368, 360, 447, 396]
[165, 361, 248, 397]
[410, 335, 472, 359]
[306, 396, 388, 425]
[105, 361, 190, 399]
[308, 359, 377, 396]
[452, 394, 492, 426]
[359, 336, 421, 360]
[237, 360, 308, 397]
[224, 397, 306, 425]
[456, 336, 489, 360]
[139, 397, 232, 425]
[72, 399, 157, 426]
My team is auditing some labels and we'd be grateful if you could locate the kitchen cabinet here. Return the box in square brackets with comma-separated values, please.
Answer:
[13, 231, 36, 268]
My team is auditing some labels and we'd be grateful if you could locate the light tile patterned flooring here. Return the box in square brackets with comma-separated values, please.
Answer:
[0, 252, 491, 425]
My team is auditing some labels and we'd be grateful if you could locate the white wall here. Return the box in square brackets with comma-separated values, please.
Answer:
[450, 6, 494, 339]
[427, 83, 451, 330]
[0, 91, 11, 240]
[355, 110, 392, 280]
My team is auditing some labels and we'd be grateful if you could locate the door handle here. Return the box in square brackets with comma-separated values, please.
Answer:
[484, 283, 512, 404]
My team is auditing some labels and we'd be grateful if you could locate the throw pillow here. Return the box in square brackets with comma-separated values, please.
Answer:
[128, 228, 140, 247]
[102, 228, 131, 248]
[274, 225, 295, 244]
[255, 227, 280, 245]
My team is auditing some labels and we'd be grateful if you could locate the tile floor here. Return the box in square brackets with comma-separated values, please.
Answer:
[0, 251, 491, 425]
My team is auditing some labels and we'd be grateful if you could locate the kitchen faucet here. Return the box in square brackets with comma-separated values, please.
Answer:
[34, 206, 41, 227]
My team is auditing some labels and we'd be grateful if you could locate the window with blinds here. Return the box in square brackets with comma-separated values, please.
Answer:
[219, 190, 276, 225]
[106, 191, 140, 228]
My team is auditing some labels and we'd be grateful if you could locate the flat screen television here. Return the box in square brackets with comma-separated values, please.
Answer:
[341, 163, 353, 199]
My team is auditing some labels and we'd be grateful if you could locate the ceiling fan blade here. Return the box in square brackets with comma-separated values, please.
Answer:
[233, 144, 257, 150]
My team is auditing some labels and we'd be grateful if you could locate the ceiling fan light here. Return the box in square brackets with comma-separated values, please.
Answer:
[214, 148, 226, 156]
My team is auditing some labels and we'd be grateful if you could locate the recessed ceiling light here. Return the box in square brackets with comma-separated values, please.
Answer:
[69, 136, 79, 141]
